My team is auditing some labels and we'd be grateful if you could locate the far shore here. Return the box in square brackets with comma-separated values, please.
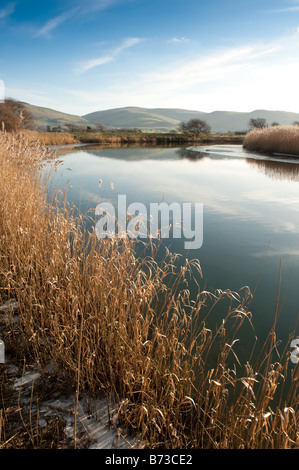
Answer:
[27, 129, 245, 147]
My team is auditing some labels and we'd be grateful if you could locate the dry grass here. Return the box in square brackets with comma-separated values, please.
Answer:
[243, 125, 299, 155]
[24, 130, 79, 146]
[0, 130, 299, 448]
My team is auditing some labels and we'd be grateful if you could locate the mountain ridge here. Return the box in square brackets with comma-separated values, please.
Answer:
[22, 102, 299, 133]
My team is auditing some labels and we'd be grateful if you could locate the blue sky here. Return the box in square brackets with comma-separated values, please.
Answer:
[1, 0, 299, 115]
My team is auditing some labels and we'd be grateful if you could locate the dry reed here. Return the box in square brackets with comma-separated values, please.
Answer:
[24, 130, 79, 146]
[0, 130, 299, 449]
[243, 125, 299, 156]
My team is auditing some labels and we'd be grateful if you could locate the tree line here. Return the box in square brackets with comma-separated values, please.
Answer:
[248, 117, 299, 129]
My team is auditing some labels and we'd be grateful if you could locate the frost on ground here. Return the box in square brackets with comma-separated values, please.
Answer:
[1, 298, 140, 449]
[11, 364, 140, 449]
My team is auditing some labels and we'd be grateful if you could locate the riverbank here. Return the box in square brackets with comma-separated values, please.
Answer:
[1, 130, 299, 449]
[25, 129, 244, 147]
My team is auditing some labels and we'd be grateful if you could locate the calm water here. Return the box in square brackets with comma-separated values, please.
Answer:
[48, 143, 299, 357]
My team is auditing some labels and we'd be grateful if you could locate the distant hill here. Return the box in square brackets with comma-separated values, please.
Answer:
[23, 102, 299, 133]
[82, 107, 202, 132]
[83, 107, 299, 133]
[22, 102, 91, 130]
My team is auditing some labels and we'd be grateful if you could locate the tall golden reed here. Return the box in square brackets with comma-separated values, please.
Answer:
[0, 130, 299, 448]
[243, 125, 299, 155]
[25, 129, 79, 146]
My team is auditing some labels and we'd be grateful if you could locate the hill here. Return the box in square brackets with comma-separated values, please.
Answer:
[22, 102, 91, 131]
[83, 107, 299, 133]
[82, 106, 203, 132]
[22, 102, 299, 133]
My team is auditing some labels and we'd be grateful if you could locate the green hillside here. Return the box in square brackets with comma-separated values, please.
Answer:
[22, 102, 299, 133]
[82, 107, 182, 132]
[22, 102, 91, 130]
[83, 107, 299, 133]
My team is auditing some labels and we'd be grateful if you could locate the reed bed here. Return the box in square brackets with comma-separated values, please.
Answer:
[76, 132, 193, 145]
[25, 130, 79, 146]
[0, 130, 299, 448]
[243, 125, 299, 155]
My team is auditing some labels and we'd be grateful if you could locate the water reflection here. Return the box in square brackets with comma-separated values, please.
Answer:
[176, 148, 205, 160]
[48, 143, 299, 348]
[246, 158, 299, 182]
[54, 142, 299, 181]
[56, 142, 183, 158]
[186, 144, 299, 182]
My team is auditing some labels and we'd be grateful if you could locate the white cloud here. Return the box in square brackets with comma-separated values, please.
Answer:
[168, 37, 190, 43]
[10, 26, 299, 115]
[273, 0, 299, 12]
[76, 0, 119, 13]
[36, 11, 74, 37]
[0, 2, 16, 19]
[35, 0, 119, 38]
[101, 28, 299, 111]
[279, 6, 299, 10]
[77, 37, 144, 73]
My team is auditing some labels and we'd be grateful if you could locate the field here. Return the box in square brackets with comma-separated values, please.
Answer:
[0, 130, 299, 449]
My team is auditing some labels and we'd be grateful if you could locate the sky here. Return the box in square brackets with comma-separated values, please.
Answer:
[1, 0, 299, 115]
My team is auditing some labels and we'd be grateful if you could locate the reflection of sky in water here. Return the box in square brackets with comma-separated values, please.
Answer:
[47, 144, 299, 347]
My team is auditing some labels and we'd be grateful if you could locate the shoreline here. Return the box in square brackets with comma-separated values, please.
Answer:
[30, 129, 245, 147]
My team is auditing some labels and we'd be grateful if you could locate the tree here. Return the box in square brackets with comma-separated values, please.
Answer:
[248, 118, 268, 130]
[271, 122, 280, 127]
[178, 118, 211, 137]
[94, 123, 107, 132]
[0, 98, 34, 131]
[293, 121, 299, 126]
[65, 123, 85, 132]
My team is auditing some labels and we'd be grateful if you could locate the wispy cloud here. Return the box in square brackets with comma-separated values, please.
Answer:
[168, 37, 190, 44]
[0, 1, 16, 19]
[35, 10, 76, 37]
[138, 42, 281, 92]
[273, 0, 299, 11]
[35, 0, 120, 38]
[69, 28, 299, 112]
[76, 0, 120, 13]
[77, 37, 144, 73]
[274, 5, 299, 11]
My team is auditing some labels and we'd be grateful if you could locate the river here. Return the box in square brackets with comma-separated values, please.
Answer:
[48, 143, 299, 361]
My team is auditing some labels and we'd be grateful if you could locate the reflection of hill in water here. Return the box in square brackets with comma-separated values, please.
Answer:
[56, 144, 201, 162]
[56, 143, 173, 158]
[176, 148, 206, 160]
[246, 157, 299, 182]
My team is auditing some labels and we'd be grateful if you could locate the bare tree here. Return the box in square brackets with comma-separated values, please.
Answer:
[179, 118, 211, 137]
[248, 118, 268, 130]
[0, 98, 34, 131]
